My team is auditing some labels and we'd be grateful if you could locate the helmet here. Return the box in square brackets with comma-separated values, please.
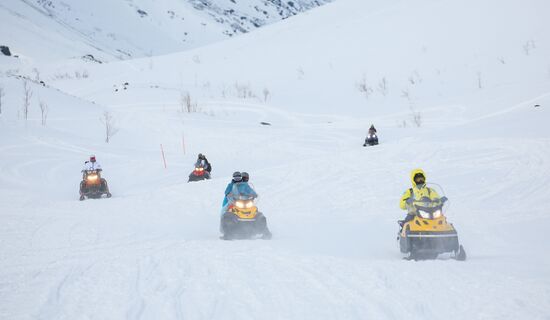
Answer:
[198, 153, 203, 158]
[232, 171, 242, 182]
[410, 168, 426, 187]
[90, 155, 96, 162]
[241, 172, 249, 182]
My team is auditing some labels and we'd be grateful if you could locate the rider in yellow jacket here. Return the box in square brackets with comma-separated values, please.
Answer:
[399, 169, 441, 223]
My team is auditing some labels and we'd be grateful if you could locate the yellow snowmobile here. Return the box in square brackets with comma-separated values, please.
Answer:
[398, 196, 466, 260]
[220, 184, 271, 240]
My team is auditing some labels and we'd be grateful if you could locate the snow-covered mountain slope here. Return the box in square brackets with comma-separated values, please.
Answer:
[41, 0, 549, 117]
[1, 0, 550, 319]
[0, 0, 331, 63]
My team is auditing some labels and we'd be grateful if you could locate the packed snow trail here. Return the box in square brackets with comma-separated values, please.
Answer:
[2, 0, 550, 318]
[1, 90, 550, 319]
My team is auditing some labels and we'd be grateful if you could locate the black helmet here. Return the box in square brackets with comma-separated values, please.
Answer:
[232, 171, 242, 182]
[241, 172, 249, 182]
[198, 153, 204, 159]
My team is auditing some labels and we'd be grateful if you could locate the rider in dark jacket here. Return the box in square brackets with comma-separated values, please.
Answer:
[195, 153, 212, 172]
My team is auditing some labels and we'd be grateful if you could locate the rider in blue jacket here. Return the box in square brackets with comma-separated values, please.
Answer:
[222, 171, 257, 212]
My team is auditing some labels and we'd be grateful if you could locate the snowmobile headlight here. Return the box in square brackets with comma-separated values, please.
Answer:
[87, 174, 98, 181]
[418, 211, 431, 219]
[245, 201, 254, 208]
[235, 201, 245, 209]
[432, 210, 442, 218]
[196, 167, 204, 172]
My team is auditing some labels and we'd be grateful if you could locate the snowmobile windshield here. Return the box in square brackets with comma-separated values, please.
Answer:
[230, 182, 258, 201]
[413, 183, 448, 219]
[414, 197, 443, 212]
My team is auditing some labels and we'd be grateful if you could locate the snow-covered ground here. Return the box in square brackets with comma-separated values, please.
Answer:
[1, 0, 550, 319]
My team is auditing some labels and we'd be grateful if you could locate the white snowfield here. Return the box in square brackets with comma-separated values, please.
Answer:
[1, 0, 550, 319]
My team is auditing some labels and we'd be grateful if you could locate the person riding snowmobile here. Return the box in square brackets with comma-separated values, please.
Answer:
[234, 172, 256, 197]
[397, 169, 466, 260]
[195, 153, 212, 173]
[363, 124, 379, 146]
[222, 172, 243, 208]
[83, 154, 102, 171]
[222, 171, 257, 210]
[80, 155, 111, 200]
[220, 171, 270, 240]
[368, 124, 377, 135]
[399, 169, 441, 225]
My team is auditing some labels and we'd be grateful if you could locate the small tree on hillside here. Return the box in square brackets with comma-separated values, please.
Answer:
[477, 71, 483, 89]
[100, 111, 118, 143]
[39, 100, 48, 126]
[22, 80, 32, 121]
[377, 77, 388, 96]
[180, 91, 198, 113]
[356, 75, 373, 99]
[263, 87, 270, 103]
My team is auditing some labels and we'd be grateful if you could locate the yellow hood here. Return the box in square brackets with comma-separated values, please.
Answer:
[410, 168, 426, 186]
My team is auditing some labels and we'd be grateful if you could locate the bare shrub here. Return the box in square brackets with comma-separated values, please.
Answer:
[39, 100, 48, 126]
[400, 88, 421, 127]
[32, 68, 41, 82]
[22, 80, 32, 121]
[0, 85, 5, 114]
[400, 89, 410, 101]
[377, 77, 388, 96]
[523, 40, 536, 55]
[408, 71, 422, 85]
[180, 92, 198, 113]
[296, 67, 305, 80]
[396, 120, 408, 128]
[53, 72, 72, 80]
[179, 91, 188, 113]
[234, 82, 255, 99]
[100, 111, 118, 143]
[220, 84, 228, 98]
[263, 87, 270, 103]
[412, 110, 422, 127]
[356, 75, 373, 99]
[477, 71, 483, 89]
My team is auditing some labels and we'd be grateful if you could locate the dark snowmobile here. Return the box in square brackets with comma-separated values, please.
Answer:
[79, 169, 111, 200]
[188, 165, 211, 182]
[363, 133, 379, 146]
